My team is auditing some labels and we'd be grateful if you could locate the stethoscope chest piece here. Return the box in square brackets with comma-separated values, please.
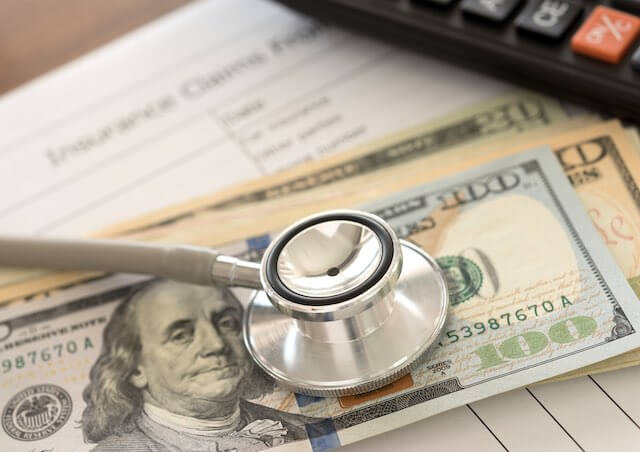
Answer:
[244, 210, 448, 397]
[0, 208, 447, 397]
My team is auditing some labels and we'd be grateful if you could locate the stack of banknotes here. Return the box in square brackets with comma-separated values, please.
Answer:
[1, 92, 640, 451]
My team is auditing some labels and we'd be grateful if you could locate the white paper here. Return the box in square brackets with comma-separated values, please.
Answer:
[343, 367, 640, 452]
[0, 0, 510, 236]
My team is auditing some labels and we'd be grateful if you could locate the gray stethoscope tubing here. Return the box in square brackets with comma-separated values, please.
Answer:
[0, 236, 262, 289]
[0, 209, 448, 396]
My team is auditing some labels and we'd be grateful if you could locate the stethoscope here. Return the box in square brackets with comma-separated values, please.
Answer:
[0, 210, 448, 396]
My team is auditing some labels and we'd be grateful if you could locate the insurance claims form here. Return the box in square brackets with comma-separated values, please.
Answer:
[1, 1, 640, 451]
[0, 0, 511, 236]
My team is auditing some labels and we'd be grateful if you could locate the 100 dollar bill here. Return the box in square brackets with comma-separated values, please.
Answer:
[193, 119, 640, 382]
[112, 119, 640, 381]
[1, 148, 639, 451]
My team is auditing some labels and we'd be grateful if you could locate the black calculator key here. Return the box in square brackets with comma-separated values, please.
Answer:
[461, 0, 521, 22]
[612, 0, 640, 13]
[415, 0, 457, 6]
[277, 0, 640, 119]
[515, 0, 582, 39]
[632, 46, 640, 71]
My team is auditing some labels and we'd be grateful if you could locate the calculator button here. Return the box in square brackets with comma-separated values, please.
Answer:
[461, 0, 521, 22]
[612, 0, 640, 14]
[515, 0, 582, 39]
[632, 46, 640, 70]
[414, 0, 457, 6]
[570, 6, 640, 63]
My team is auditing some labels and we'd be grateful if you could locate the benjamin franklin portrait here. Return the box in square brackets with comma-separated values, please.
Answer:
[81, 280, 316, 452]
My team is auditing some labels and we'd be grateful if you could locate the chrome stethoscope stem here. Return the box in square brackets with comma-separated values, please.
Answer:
[210, 255, 262, 289]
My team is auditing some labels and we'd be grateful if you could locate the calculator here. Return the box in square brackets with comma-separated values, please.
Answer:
[276, 0, 640, 120]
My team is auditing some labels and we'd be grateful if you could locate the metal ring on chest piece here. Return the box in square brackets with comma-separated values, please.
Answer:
[244, 209, 449, 397]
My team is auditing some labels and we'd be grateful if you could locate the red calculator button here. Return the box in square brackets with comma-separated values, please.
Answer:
[571, 6, 640, 63]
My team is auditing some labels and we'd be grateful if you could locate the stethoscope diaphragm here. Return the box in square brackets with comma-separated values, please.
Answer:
[245, 210, 448, 396]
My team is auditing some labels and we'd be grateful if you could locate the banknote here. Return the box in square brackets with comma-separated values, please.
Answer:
[105, 119, 640, 382]
[0, 92, 570, 304]
[180, 119, 640, 383]
[1, 148, 640, 452]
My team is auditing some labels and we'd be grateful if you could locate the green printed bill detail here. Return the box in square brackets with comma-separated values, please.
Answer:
[2, 149, 640, 452]
[435, 255, 483, 305]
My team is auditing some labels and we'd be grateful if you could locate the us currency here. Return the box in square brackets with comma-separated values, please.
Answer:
[0, 91, 570, 304]
[1, 148, 640, 452]
[185, 119, 640, 381]
[110, 119, 640, 381]
[205, 119, 640, 382]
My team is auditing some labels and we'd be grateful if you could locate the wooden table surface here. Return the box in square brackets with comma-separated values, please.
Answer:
[0, 0, 192, 96]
